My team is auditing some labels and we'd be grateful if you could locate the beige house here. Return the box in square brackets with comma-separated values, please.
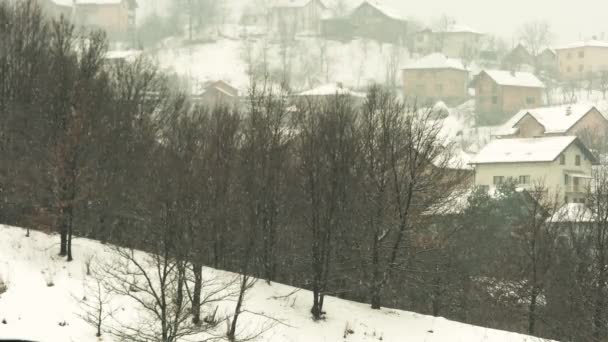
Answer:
[472, 70, 545, 122]
[401, 53, 469, 105]
[268, 0, 327, 38]
[43, 0, 137, 40]
[556, 40, 608, 80]
[470, 136, 598, 204]
[75, 0, 137, 39]
[414, 24, 484, 59]
[198, 80, 239, 107]
[39, 0, 73, 19]
[494, 104, 608, 142]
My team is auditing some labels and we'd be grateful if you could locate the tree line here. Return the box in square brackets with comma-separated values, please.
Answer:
[3, 2, 608, 341]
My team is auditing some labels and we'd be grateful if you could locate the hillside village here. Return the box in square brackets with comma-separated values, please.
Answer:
[91, 0, 608, 211]
[5, 0, 608, 341]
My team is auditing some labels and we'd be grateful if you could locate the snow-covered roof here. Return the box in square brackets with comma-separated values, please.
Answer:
[296, 83, 366, 97]
[104, 49, 142, 61]
[470, 136, 581, 164]
[478, 70, 545, 88]
[75, 0, 133, 5]
[547, 203, 596, 223]
[355, 0, 405, 21]
[433, 148, 474, 170]
[556, 40, 608, 50]
[402, 53, 466, 71]
[495, 103, 601, 136]
[269, 0, 325, 8]
[50, 0, 74, 7]
[445, 23, 482, 34]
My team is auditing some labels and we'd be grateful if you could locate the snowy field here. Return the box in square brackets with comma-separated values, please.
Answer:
[0, 225, 553, 342]
[152, 37, 411, 92]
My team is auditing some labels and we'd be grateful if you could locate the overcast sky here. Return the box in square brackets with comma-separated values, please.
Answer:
[388, 0, 608, 45]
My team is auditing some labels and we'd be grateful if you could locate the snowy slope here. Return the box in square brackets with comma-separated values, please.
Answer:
[0, 225, 553, 342]
[152, 37, 410, 92]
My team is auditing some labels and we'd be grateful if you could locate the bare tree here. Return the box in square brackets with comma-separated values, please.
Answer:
[518, 21, 553, 71]
[75, 266, 115, 337]
[292, 94, 359, 320]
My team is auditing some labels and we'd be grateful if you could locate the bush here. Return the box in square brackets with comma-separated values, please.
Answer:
[0, 274, 8, 295]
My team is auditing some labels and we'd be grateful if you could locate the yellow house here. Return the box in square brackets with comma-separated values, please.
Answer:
[75, 0, 137, 39]
[493, 103, 608, 143]
[472, 70, 545, 123]
[401, 53, 469, 105]
[413, 24, 484, 59]
[470, 136, 598, 204]
[556, 40, 608, 81]
[267, 0, 327, 37]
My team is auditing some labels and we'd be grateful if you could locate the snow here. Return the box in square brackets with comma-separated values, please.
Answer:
[50, 0, 75, 7]
[555, 39, 608, 50]
[445, 24, 482, 35]
[269, 0, 324, 8]
[0, 225, 553, 342]
[105, 49, 142, 61]
[356, 0, 406, 21]
[76, 0, 125, 5]
[470, 136, 578, 164]
[494, 103, 599, 136]
[547, 203, 595, 223]
[479, 70, 545, 88]
[153, 37, 411, 92]
[402, 53, 466, 71]
[296, 83, 366, 97]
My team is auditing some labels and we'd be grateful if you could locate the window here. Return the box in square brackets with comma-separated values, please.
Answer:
[491, 96, 498, 104]
[526, 97, 535, 104]
[519, 175, 531, 185]
[567, 52, 572, 59]
[579, 64, 584, 72]
[576, 155, 581, 166]
[493, 176, 504, 185]
[564, 174, 570, 185]
[560, 154, 565, 165]
[574, 177, 580, 187]
[565, 195, 569, 203]
[579, 51, 585, 58]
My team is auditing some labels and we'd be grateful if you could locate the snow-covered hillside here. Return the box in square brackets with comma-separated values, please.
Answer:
[0, 225, 552, 342]
[152, 37, 411, 92]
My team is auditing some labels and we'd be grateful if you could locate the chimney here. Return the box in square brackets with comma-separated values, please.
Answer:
[566, 106, 572, 116]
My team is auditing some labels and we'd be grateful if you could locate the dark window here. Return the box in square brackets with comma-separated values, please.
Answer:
[564, 174, 569, 185]
[560, 154, 566, 165]
[526, 97, 535, 104]
[576, 155, 581, 166]
[493, 176, 504, 185]
[519, 175, 531, 184]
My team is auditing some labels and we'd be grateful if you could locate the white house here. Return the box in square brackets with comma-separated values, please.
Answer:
[470, 136, 598, 204]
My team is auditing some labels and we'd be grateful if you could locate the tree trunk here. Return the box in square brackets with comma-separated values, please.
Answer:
[311, 287, 322, 320]
[66, 204, 73, 262]
[192, 262, 202, 324]
[528, 285, 538, 334]
[59, 211, 67, 256]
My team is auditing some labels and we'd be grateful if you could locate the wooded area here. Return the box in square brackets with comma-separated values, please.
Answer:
[2, 2, 608, 341]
